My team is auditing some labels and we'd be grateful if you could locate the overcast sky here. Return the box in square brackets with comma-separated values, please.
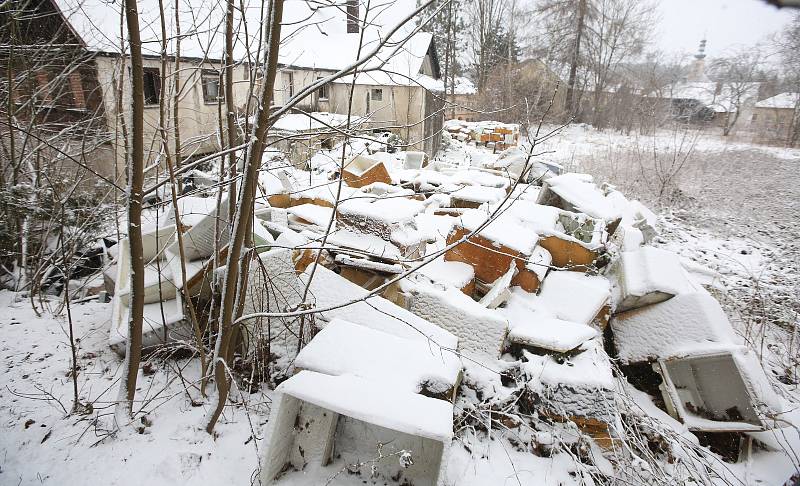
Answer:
[655, 0, 795, 59]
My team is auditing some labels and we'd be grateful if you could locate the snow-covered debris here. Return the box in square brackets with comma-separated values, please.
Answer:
[294, 318, 462, 397]
[241, 247, 307, 355]
[445, 210, 542, 293]
[313, 227, 404, 261]
[478, 262, 516, 309]
[166, 196, 231, 261]
[656, 351, 774, 432]
[538, 173, 622, 222]
[286, 203, 334, 228]
[506, 200, 561, 232]
[535, 271, 611, 327]
[342, 154, 392, 188]
[109, 227, 193, 355]
[612, 246, 692, 313]
[521, 339, 618, 427]
[443, 120, 520, 150]
[414, 257, 475, 291]
[506, 313, 598, 354]
[611, 291, 739, 364]
[47, 118, 798, 486]
[404, 151, 426, 170]
[449, 184, 507, 208]
[611, 289, 783, 431]
[261, 371, 453, 485]
[400, 278, 509, 362]
[501, 192, 613, 273]
[336, 194, 425, 242]
[302, 264, 458, 349]
[486, 146, 561, 181]
[452, 208, 538, 255]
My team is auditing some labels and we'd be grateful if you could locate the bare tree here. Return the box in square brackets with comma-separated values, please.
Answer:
[533, 0, 592, 118]
[114, 0, 147, 425]
[708, 48, 763, 136]
[584, 0, 655, 128]
[465, 0, 509, 92]
[204, 0, 285, 434]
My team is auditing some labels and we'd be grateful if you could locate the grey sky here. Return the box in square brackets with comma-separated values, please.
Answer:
[655, 0, 795, 58]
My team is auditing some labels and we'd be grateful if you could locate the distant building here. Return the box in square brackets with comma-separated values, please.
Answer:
[426, 77, 478, 122]
[751, 92, 800, 144]
[658, 40, 759, 131]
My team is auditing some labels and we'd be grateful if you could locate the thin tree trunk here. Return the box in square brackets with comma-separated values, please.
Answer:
[443, 0, 451, 103]
[225, 0, 238, 228]
[115, 0, 146, 424]
[173, 0, 182, 175]
[565, 0, 586, 118]
[205, 0, 284, 434]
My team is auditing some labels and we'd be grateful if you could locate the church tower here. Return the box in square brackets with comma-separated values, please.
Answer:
[686, 38, 710, 82]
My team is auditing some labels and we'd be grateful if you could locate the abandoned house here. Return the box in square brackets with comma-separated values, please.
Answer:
[47, 0, 260, 178]
[8, 0, 444, 186]
[0, 0, 115, 184]
[274, 0, 445, 157]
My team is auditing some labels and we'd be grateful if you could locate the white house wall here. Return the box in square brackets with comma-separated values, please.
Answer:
[275, 67, 430, 152]
[95, 55, 254, 177]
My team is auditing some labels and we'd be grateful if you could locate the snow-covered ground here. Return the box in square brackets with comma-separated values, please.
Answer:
[2, 126, 799, 485]
[0, 292, 266, 485]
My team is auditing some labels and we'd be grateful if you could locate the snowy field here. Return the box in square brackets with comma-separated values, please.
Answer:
[2, 126, 800, 485]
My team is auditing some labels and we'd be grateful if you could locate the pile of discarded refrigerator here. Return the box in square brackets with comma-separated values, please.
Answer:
[104, 144, 784, 485]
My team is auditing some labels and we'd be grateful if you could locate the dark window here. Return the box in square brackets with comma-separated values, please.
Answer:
[35, 71, 52, 103]
[371, 88, 383, 101]
[143, 68, 160, 105]
[69, 72, 85, 109]
[317, 77, 329, 100]
[751, 113, 758, 122]
[346, 0, 359, 33]
[287, 71, 294, 97]
[201, 70, 223, 103]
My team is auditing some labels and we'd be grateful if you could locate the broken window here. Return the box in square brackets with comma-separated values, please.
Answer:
[142, 68, 160, 105]
[371, 88, 383, 101]
[69, 71, 85, 109]
[201, 70, 222, 103]
[317, 77, 329, 100]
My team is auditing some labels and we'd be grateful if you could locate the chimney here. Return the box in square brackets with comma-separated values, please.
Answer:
[346, 0, 359, 33]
